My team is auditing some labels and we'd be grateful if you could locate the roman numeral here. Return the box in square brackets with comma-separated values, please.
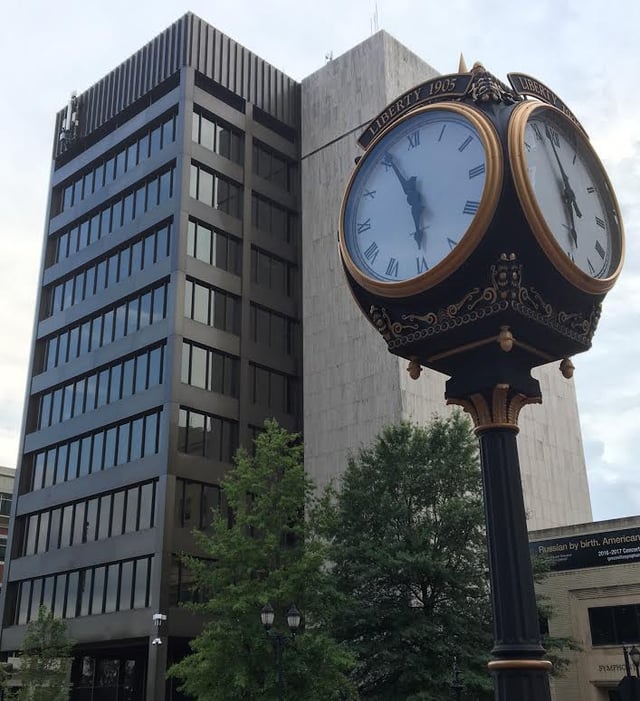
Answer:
[595, 216, 606, 229]
[407, 131, 420, 149]
[357, 219, 371, 234]
[447, 237, 458, 250]
[363, 189, 376, 199]
[532, 124, 543, 141]
[468, 164, 485, 179]
[364, 241, 379, 263]
[463, 200, 479, 215]
[547, 127, 560, 147]
[586, 186, 596, 194]
[386, 258, 399, 277]
[525, 141, 532, 152]
[595, 240, 606, 259]
[458, 136, 473, 152]
[587, 258, 596, 275]
[416, 256, 429, 274]
[438, 124, 447, 142]
[567, 250, 575, 263]
[381, 155, 393, 171]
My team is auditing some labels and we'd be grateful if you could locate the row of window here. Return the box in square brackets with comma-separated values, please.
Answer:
[169, 557, 203, 605]
[30, 408, 162, 492]
[249, 362, 298, 415]
[21, 481, 157, 558]
[56, 110, 178, 216]
[13, 555, 153, 625]
[249, 304, 298, 356]
[37, 343, 164, 431]
[192, 109, 243, 165]
[45, 221, 171, 318]
[41, 280, 168, 373]
[177, 406, 238, 463]
[189, 162, 243, 220]
[589, 604, 640, 646]
[186, 218, 241, 275]
[181, 340, 239, 398]
[252, 193, 296, 243]
[184, 277, 240, 335]
[253, 140, 296, 192]
[251, 246, 296, 297]
[52, 164, 175, 266]
[174, 478, 222, 531]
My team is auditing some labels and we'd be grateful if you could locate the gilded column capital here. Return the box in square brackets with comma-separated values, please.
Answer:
[446, 383, 542, 433]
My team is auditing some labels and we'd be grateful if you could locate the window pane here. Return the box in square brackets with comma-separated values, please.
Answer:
[98, 495, 111, 540]
[73, 502, 86, 545]
[124, 488, 139, 533]
[111, 491, 125, 536]
[119, 561, 133, 611]
[139, 482, 154, 530]
[104, 564, 119, 613]
[91, 566, 105, 614]
[133, 558, 149, 608]
[66, 571, 79, 619]
[60, 506, 73, 548]
[144, 412, 159, 456]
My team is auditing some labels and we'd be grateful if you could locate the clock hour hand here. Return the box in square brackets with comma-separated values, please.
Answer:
[383, 152, 426, 247]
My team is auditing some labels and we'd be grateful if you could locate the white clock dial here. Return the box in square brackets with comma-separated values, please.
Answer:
[339, 104, 502, 297]
[509, 103, 624, 291]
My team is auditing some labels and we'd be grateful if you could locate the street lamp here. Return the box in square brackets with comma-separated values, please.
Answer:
[451, 656, 463, 701]
[260, 603, 301, 701]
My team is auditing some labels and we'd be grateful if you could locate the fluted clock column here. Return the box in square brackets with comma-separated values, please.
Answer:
[446, 379, 552, 701]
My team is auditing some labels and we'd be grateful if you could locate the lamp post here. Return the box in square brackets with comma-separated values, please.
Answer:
[451, 656, 463, 701]
[260, 603, 301, 701]
[620, 645, 640, 701]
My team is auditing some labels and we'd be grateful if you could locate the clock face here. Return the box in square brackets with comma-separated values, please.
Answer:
[509, 103, 624, 291]
[340, 104, 502, 296]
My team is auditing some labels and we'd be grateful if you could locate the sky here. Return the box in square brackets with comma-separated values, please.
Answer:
[0, 0, 638, 521]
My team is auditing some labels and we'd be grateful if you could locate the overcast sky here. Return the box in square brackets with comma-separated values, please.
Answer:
[1, 0, 638, 521]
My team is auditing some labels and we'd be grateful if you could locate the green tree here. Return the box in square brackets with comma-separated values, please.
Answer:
[168, 419, 355, 700]
[320, 414, 493, 700]
[9, 605, 72, 701]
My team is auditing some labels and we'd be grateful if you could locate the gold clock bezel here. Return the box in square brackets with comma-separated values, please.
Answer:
[508, 101, 625, 294]
[338, 102, 504, 298]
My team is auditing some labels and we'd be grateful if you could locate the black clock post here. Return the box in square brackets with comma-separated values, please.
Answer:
[339, 63, 624, 701]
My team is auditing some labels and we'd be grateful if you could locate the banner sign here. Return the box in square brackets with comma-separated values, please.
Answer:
[529, 527, 640, 571]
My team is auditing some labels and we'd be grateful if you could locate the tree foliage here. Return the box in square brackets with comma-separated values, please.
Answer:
[7, 605, 72, 701]
[168, 419, 355, 700]
[319, 414, 493, 700]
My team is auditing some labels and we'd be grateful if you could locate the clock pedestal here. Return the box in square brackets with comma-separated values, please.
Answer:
[446, 363, 552, 701]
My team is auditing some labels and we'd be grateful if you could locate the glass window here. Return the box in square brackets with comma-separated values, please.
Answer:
[37, 512, 49, 552]
[48, 508, 61, 550]
[139, 291, 152, 329]
[144, 412, 159, 456]
[30, 578, 43, 621]
[130, 417, 144, 463]
[73, 502, 86, 545]
[122, 358, 135, 398]
[91, 566, 105, 614]
[18, 580, 32, 625]
[117, 423, 130, 465]
[133, 558, 149, 608]
[190, 345, 207, 389]
[66, 571, 79, 619]
[91, 431, 104, 473]
[104, 564, 119, 614]
[124, 488, 139, 533]
[195, 222, 212, 264]
[60, 506, 73, 548]
[198, 168, 213, 206]
[85, 499, 99, 542]
[119, 561, 133, 611]
[67, 440, 79, 481]
[25, 515, 38, 555]
[134, 352, 148, 393]
[139, 482, 154, 530]
[78, 436, 92, 477]
[193, 282, 209, 324]
[111, 491, 125, 537]
[53, 574, 67, 618]
[104, 427, 117, 469]
[98, 495, 111, 541]
[127, 298, 140, 335]
[79, 570, 91, 617]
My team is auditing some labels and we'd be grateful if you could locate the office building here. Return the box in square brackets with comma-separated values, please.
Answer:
[0, 14, 592, 700]
[530, 517, 640, 701]
[0, 467, 15, 587]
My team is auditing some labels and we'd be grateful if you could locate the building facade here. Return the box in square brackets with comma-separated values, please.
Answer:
[0, 14, 592, 700]
[530, 517, 640, 701]
[0, 467, 15, 587]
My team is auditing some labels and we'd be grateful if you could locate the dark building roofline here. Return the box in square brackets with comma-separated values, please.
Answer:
[54, 13, 300, 157]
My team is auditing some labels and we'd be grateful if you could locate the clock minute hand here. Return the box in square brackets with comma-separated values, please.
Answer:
[544, 125, 582, 220]
[383, 152, 426, 247]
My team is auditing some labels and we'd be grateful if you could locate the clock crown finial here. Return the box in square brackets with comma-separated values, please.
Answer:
[458, 53, 469, 73]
